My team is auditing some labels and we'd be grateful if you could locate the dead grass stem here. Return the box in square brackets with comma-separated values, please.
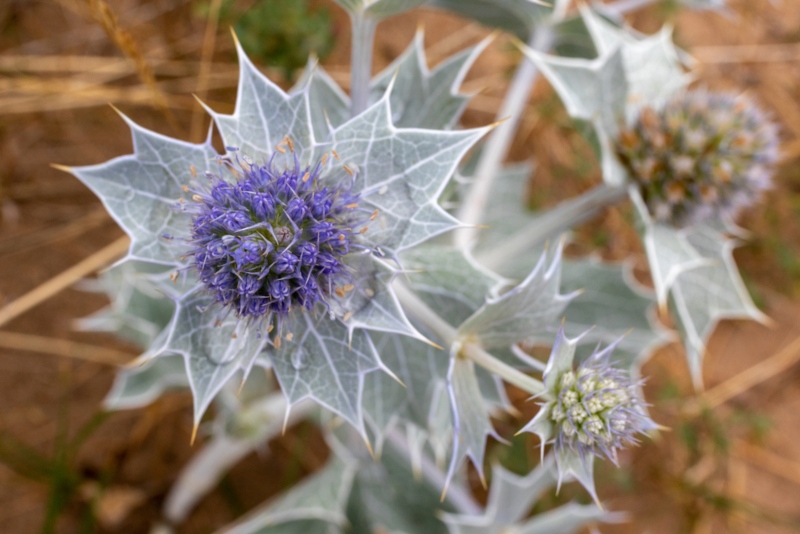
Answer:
[83, 0, 179, 131]
[0, 331, 132, 366]
[0, 236, 129, 328]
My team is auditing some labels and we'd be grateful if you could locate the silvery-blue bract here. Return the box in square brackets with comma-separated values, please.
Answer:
[68, 36, 490, 431]
[520, 327, 657, 503]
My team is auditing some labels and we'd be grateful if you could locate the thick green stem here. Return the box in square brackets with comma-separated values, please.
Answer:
[476, 184, 629, 271]
[393, 281, 545, 396]
[349, 14, 376, 117]
[454, 26, 555, 250]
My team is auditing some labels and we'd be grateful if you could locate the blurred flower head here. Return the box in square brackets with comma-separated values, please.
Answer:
[616, 90, 779, 227]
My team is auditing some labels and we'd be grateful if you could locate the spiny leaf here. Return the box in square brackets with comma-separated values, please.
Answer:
[346, 441, 453, 534]
[362, 332, 450, 450]
[269, 316, 386, 435]
[333, 255, 424, 340]
[104, 354, 188, 411]
[579, 6, 689, 118]
[458, 244, 573, 349]
[556, 258, 671, 373]
[444, 356, 501, 487]
[370, 31, 490, 130]
[68, 115, 218, 265]
[76, 260, 175, 349]
[293, 60, 350, 142]
[148, 290, 269, 426]
[329, 95, 490, 255]
[442, 459, 556, 531]
[521, 44, 628, 137]
[220, 455, 357, 533]
[468, 162, 535, 254]
[442, 457, 615, 534]
[296, 31, 487, 135]
[206, 36, 315, 161]
[670, 225, 769, 387]
[400, 245, 504, 326]
[631, 189, 710, 307]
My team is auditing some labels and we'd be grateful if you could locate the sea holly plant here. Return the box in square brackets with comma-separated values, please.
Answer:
[68, 0, 778, 530]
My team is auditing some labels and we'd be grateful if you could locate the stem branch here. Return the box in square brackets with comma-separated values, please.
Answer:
[393, 281, 545, 396]
[476, 184, 628, 271]
[349, 14, 376, 117]
[454, 27, 555, 249]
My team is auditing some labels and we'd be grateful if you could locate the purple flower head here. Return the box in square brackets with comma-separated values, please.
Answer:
[188, 151, 367, 327]
[616, 90, 779, 227]
[543, 342, 655, 466]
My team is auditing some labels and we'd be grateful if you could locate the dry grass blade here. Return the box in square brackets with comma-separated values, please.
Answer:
[190, 0, 223, 142]
[0, 331, 133, 366]
[0, 73, 238, 115]
[733, 439, 800, 488]
[694, 42, 800, 64]
[0, 208, 110, 257]
[686, 335, 800, 415]
[0, 236, 129, 328]
[83, 0, 178, 130]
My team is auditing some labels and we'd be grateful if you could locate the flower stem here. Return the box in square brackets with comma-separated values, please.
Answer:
[461, 342, 546, 395]
[454, 26, 555, 250]
[350, 13, 377, 117]
[393, 281, 545, 396]
[476, 184, 628, 271]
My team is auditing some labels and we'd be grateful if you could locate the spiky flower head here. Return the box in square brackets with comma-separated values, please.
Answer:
[521, 327, 655, 502]
[616, 90, 779, 227]
[544, 346, 650, 466]
[187, 147, 371, 333]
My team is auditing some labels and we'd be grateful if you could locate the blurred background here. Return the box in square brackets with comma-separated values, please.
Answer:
[1, 0, 800, 532]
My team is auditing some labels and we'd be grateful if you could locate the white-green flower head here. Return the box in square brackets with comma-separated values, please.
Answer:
[616, 90, 779, 227]
[521, 326, 656, 501]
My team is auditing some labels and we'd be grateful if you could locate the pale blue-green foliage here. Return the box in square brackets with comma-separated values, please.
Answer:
[216, 430, 465, 534]
[559, 259, 672, 372]
[670, 225, 768, 387]
[269, 317, 385, 433]
[458, 243, 573, 349]
[295, 29, 487, 136]
[221, 453, 357, 533]
[76, 260, 174, 348]
[530, 6, 765, 385]
[442, 458, 618, 534]
[71, 35, 489, 430]
[428, 0, 557, 39]
[105, 355, 188, 411]
[462, 156, 667, 373]
[333, 0, 426, 20]
[70, 0, 748, 529]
